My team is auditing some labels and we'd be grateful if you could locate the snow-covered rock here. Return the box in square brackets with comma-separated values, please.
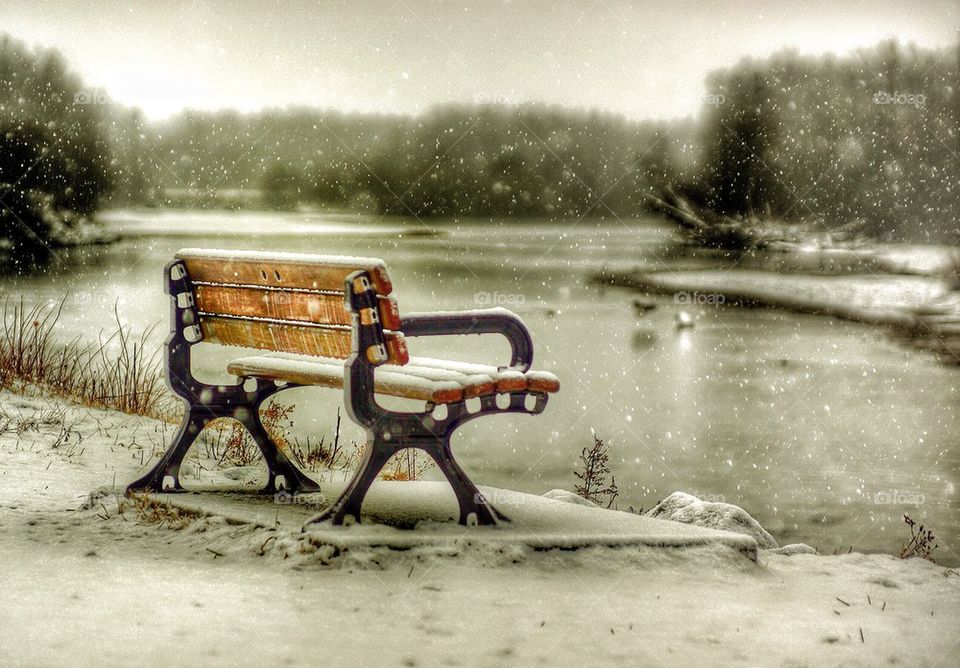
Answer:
[542, 489, 598, 506]
[647, 492, 779, 549]
[771, 543, 818, 556]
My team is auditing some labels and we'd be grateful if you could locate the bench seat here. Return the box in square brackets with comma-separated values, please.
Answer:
[227, 352, 560, 404]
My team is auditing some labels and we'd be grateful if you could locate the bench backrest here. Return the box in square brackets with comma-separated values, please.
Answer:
[175, 248, 409, 365]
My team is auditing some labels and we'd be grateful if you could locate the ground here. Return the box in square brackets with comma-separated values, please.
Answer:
[1, 391, 958, 667]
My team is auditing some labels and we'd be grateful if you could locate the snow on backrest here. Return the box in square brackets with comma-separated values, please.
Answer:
[173, 248, 407, 364]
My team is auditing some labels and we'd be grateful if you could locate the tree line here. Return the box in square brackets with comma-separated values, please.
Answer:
[115, 38, 960, 242]
[2, 31, 957, 269]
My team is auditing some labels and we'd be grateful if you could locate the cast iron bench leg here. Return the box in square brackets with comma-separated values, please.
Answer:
[429, 441, 506, 525]
[127, 409, 206, 492]
[241, 408, 321, 493]
[309, 440, 395, 525]
[307, 436, 503, 527]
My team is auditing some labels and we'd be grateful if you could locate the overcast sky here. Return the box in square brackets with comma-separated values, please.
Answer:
[2, 0, 957, 120]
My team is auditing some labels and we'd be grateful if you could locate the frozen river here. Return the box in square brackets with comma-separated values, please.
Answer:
[5, 208, 957, 563]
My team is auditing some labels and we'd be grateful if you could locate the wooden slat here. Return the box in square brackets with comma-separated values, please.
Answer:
[405, 357, 560, 394]
[525, 371, 561, 394]
[178, 253, 393, 295]
[226, 352, 557, 403]
[226, 357, 463, 403]
[193, 284, 401, 330]
[199, 316, 408, 364]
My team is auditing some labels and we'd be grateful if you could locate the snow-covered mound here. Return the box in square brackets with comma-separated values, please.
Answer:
[647, 492, 779, 549]
[773, 543, 819, 556]
[542, 489, 597, 506]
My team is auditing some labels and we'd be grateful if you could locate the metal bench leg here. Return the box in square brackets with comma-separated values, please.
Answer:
[240, 410, 320, 494]
[304, 440, 394, 526]
[427, 442, 504, 526]
[126, 409, 206, 493]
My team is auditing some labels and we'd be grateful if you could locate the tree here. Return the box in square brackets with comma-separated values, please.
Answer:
[261, 162, 303, 210]
[0, 34, 113, 271]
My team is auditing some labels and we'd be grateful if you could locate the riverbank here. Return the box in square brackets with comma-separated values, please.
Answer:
[2, 389, 958, 666]
[594, 267, 960, 365]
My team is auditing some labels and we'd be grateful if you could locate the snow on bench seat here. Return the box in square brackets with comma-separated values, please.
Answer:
[176, 248, 393, 295]
[226, 352, 560, 404]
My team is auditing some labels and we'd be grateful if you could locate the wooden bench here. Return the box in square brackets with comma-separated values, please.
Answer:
[127, 248, 559, 526]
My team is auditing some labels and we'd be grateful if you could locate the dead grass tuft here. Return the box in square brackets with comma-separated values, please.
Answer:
[899, 514, 939, 562]
[0, 295, 172, 418]
[381, 448, 434, 481]
[122, 492, 200, 529]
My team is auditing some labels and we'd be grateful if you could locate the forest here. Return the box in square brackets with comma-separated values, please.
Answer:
[2, 32, 958, 257]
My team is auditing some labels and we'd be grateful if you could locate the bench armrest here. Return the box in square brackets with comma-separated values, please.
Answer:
[399, 307, 534, 371]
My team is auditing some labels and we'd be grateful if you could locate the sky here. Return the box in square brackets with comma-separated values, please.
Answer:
[1, 0, 957, 120]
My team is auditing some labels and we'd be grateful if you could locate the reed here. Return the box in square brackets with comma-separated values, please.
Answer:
[0, 295, 172, 419]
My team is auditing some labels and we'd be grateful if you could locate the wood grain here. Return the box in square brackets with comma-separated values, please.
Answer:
[193, 284, 401, 329]
[178, 255, 393, 295]
[199, 316, 408, 364]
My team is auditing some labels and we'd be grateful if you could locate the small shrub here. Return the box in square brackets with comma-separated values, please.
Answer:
[898, 514, 939, 562]
[574, 432, 619, 508]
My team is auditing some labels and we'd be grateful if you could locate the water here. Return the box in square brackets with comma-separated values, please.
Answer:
[6, 208, 958, 562]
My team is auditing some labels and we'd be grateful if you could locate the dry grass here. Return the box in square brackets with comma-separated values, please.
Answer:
[0, 294, 427, 482]
[121, 492, 200, 529]
[381, 448, 434, 481]
[287, 407, 359, 472]
[202, 400, 302, 467]
[0, 295, 172, 418]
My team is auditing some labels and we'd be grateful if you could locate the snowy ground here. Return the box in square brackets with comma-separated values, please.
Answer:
[1, 391, 958, 667]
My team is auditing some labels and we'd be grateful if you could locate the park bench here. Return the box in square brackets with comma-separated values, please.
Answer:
[127, 248, 559, 525]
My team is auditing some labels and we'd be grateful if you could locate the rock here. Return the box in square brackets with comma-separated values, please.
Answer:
[543, 489, 597, 507]
[646, 492, 779, 549]
[771, 543, 818, 556]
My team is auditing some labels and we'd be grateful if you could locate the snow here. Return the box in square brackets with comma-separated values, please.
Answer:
[543, 488, 598, 506]
[176, 247, 388, 269]
[228, 351, 560, 398]
[647, 491, 780, 549]
[773, 543, 820, 556]
[2, 390, 958, 666]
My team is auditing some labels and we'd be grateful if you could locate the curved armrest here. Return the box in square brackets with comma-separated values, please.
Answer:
[399, 307, 534, 371]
